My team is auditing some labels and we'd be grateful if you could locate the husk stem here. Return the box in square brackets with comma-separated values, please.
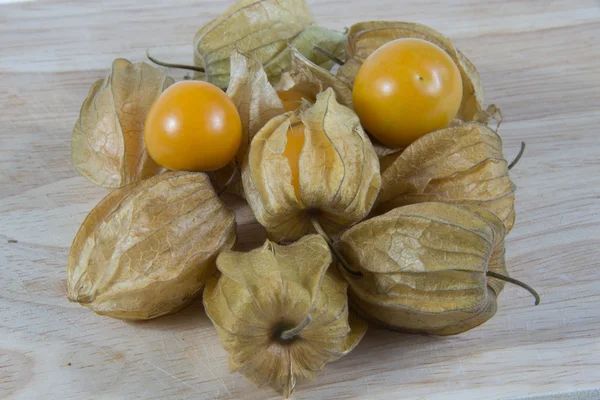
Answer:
[146, 50, 205, 73]
[279, 315, 312, 341]
[487, 270, 540, 305]
[508, 142, 526, 170]
[313, 45, 344, 66]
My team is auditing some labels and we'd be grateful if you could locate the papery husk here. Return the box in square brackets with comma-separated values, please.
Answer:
[215, 51, 286, 196]
[336, 21, 497, 123]
[204, 235, 366, 397]
[227, 51, 286, 158]
[289, 26, 346, 73]
[67, 171, 236, 320]
[375, 122, 516, 232]
[242, 88, 381, 242]
[275, 47, 354, 108]
[72, 59, 173, 189]
[339, 202, 507, 335]
[193, 0, 346, 89]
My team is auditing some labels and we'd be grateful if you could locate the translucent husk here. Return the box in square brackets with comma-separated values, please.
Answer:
[67, 171, 236, 320]
[72, 59, 173, 188]
[274, 47, 354, 108]
[242, 88, 381, 242]
[214, 51, 286, 196]
[193, 0, 345, 89]
[375, 122, 516, 233]
[214, 47, 355, 197]
[339, 202, 508, 335]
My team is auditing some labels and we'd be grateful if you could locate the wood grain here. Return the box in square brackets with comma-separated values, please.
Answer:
[1, 1, 599, 399]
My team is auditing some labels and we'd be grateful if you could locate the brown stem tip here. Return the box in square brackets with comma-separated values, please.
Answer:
[487, 271, 540, 305]
[146, 50, 205, 73]
[313, 46, 344, 66]
[280, 315, 311, 341]
[508, 142, 526, 170]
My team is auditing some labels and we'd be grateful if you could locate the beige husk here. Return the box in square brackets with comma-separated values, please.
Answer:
[274, 47, 354, 108]
[375, 122, 516, 232]
[72, 59, 173, 188]
[204, 235, 366, 397]
[242, 88, 381, 242]
[67, 171, 236, 320]
[193, 0, 345, 89]
[215, 51, 286, 196]
[339, 202, 507, 335]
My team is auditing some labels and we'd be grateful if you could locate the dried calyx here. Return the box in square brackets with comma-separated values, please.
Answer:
[242, 88, 381, 245]
[193, 0, 346, 88]
[375, 122, 517, 233]
[339, 202, 538, 335]
[213, 51, 288, 196]
[275, 47, 354, 109]
[204, 235, 366, 397]
[72, 59, 173, 188]
[67, 171, 236, 320]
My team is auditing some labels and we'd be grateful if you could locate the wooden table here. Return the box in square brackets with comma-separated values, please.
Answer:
[1, 1, 599, 399]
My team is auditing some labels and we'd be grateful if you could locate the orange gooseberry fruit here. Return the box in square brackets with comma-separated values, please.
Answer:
[277, 90, 313, 201]
[352, 38, 463, 149]
[281, 123, 305, 202]
[144, 80, 242, 171]
[277, 89, 314, 112]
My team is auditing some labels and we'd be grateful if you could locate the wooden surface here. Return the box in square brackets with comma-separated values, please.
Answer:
[1, 1, 599, 399]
